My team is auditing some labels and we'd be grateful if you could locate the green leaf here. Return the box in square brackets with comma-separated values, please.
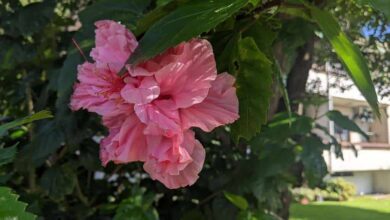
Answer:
[212, 32, 240, 73]
[135, 0, 192, 36]
[0, 187, 36, 220]
[0, 39, 35, 71]
[0, 110, 53, 137]
[259, 113, 314, 141]
[39, 165, 76, 200]
[309, 6, 380, 116]
[227, 151, 295, 203]
[242, 21, 277, 54]
[16, 121, 64, 169]
[224, 192, 248, 210]
[326, 110, 369, 140]
[129, 0, 248, 64]
[231, 37, 273, 141]
[0, 143, 18, 167]
[114, 189, 158, 220]
[301, 136, 329, 187]
[316, 124, 343, 159]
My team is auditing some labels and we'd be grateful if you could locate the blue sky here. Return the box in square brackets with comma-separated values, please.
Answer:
[361, 23, 390, 41]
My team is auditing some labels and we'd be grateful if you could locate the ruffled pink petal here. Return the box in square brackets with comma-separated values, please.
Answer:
[180, 73, 239, 132]
[100, 113, 147, 165]
[134, 99, 181, 135]
[126, 65, 154, 77]
[145, 134, 189, 168]
[142, 42, 190, 71]
[161, 140, 204, 189]
[70, 85, 120, 116]
[90, 20, 138, 66]
[102, 105, 133, 128]
[69, 62, 126, 116]
[100, 127, 120, 166]
[143, 130, 205, 189]
[153, 39, 217, 108]
[121, 77, 160, 104]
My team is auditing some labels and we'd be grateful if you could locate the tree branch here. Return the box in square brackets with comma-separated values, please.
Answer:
[251, 0, 283, 15]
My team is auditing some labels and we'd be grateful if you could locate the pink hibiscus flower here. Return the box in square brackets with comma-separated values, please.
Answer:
[70, 20, 239, 189]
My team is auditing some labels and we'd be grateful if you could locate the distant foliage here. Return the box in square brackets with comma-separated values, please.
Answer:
[326, 178, 357, 201]
[292, 178, 357, 202]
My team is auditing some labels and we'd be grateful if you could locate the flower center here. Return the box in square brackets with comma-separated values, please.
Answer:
[159, 94, 172, 100]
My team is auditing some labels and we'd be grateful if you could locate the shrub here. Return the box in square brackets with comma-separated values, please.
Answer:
[326, 178, 357, 200]
[292, 188, 317, 202]
[292, 178, 356, 203]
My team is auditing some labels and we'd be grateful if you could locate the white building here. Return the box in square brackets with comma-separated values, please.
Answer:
[306, 69, 390, 195]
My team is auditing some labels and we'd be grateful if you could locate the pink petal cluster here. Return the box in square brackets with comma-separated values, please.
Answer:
[70, 20, 239, 189]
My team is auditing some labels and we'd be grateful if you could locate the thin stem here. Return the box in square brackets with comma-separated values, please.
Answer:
[75, 177, 89, 206]
[198, 190, 223, 206]
[107, 165, 123, 180]
[72, 38, 88, 62]
[46, 145, 68, 167]
[251, 0, 283, 15]
[25, 79, 37, 192]
[28, 170, 36, 192]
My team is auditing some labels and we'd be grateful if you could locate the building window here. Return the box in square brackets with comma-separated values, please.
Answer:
[331, 172, 354, 177]
[335, 124, 349, 142]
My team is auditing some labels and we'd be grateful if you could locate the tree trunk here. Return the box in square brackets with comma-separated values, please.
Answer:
[277, 37, 315, 220]
[278, 37, 315, 113]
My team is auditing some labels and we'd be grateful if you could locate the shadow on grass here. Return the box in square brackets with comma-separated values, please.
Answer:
[290, 203, 390, 220]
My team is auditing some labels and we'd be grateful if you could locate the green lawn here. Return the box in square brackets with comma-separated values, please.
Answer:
[290, 196, 390, 220]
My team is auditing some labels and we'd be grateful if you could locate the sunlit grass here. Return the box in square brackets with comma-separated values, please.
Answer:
[290, 196, 390, 220]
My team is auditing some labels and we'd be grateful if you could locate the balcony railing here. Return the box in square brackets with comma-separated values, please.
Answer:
[341, 141, 390, 149]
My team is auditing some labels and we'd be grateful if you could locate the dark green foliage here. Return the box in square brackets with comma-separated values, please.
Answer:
[40, 165, 77, 200]
[0, 0, 384, 220]
[113, 188, 159, 220]
[0, 143, 18, 167]
[0, 111, 53, 167]
[129, 0, 248, 64]
[17, 121, 65, 168]
[1, 1, 55, 37]
[0, 111, 53, 137]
